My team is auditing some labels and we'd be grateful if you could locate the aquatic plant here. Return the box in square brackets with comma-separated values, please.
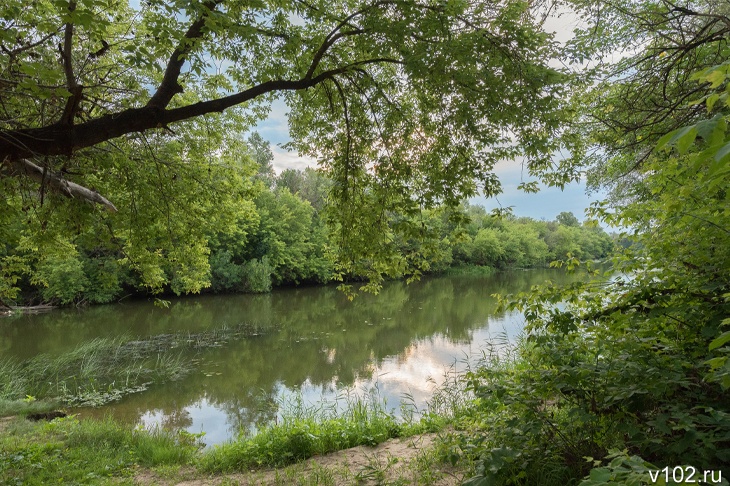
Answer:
[0, 322, 271, 408]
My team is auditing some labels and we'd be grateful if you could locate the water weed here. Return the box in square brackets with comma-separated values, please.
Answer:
[0, 322, 271, 408]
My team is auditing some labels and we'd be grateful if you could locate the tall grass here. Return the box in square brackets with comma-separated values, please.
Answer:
[0, 322, 270, 409]
[200, 388, 442, 473]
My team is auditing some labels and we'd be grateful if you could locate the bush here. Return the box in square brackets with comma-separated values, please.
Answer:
[209, 249, 244, 292]
[35, 252, 89, 305]
[240, 257, 273, 293]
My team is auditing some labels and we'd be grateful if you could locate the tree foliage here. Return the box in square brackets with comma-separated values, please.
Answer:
[0, 0, 569, 290]
[450, 1, 730, 483]
[563, 0, 730, 198]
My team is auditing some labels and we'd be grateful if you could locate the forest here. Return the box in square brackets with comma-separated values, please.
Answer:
[2, 135, 614, 306]
[1, 0, 729, 484]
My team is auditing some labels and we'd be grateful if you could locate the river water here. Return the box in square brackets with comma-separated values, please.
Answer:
[0, 269, 588, 446]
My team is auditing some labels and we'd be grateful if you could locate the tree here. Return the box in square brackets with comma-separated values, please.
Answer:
[555, 211, 579, 227]
[276, 167, 331, 212]
[562, 0, 730, 199]
[0, 0, 568, 291]
[456, 4, 730, 477]
[0, 114, 260, 304]
[248, 132, 275, 188]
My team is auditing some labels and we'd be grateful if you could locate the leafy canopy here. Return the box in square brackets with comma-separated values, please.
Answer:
[0, 0, 568, 291]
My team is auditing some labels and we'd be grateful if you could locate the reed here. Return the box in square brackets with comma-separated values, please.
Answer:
[0, 322, 271, 408]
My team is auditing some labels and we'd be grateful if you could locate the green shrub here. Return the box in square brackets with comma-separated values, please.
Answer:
[240, 256, 273, 293]
[35, 252, 89, 305]
[209, 249, 244, 292]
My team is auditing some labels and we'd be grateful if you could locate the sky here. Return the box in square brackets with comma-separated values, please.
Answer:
[254, 97, 604, 225]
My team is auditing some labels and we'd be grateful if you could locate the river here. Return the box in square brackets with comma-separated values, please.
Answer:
[0, 269, 589, 446]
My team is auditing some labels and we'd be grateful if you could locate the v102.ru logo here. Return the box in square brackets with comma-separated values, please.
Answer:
[649, 466, 724, 484]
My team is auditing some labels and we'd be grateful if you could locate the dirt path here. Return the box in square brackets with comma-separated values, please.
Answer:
[137, 433, 464, 485]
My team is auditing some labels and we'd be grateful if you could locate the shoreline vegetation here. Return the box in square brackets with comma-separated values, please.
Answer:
[0, 191, 615, 310]
[0, 389, 464, 485]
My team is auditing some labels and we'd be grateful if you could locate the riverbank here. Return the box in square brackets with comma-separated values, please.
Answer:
[0, 397, 471, 485]
[4, 319, 727, 486]
[0, 329, 477, 485]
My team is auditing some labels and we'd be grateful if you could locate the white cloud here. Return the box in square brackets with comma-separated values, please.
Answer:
[270, 146, 318, 174]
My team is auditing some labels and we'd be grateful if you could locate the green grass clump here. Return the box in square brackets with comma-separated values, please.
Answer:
[0, 415, 201, 485]
[0, 398, 61, 418]
[200, 395, 423, 473]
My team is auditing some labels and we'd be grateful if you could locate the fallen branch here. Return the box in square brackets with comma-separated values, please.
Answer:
[3, 158, 117, 212]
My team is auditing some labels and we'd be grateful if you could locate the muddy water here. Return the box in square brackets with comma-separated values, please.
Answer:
[0, 269, 588, 445]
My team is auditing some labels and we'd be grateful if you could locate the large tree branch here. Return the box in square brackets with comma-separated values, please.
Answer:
[305, 29, 368, 80]
[305, 0, 396, 79]
[146, 0, 222, 109]
[0, 59, 402, 162]
[2, 157, 117, 212]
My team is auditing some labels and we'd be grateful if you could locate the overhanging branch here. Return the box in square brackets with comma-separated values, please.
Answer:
[146, 0, 223, 109]
[0, 59, 403, 162]
[3, 158, 117, 212]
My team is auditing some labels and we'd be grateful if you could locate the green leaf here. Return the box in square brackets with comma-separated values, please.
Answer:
[706, 69, 727, 89]
[589, 467, 612, 482]
[705, 357, 726, 369]
[707, 93, 720, 112]
[709, 331, 730, 351]
[462, 476, 492, 486]
[654, 125, 700, 154]
[714, 141, 730, 162]
[675, 126, 698, 154]
[695, 115, 726, 145]
[655, 129, 676, 152]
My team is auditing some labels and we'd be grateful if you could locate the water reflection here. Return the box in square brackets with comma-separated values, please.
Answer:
[0, 269, 588, 445]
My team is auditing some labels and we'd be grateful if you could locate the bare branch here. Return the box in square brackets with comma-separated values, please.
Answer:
[2, 157, 117, 211]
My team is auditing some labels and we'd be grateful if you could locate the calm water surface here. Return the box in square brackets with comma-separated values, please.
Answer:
[0, 270, 587, 445]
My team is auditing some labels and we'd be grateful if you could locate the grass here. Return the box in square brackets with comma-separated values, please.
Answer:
[200, 391, 440, 473]
[0, 322, 270, 409]
[0, 415, 203, 485]
[0, 384, 466, 485]
[0, 396, 62, 418]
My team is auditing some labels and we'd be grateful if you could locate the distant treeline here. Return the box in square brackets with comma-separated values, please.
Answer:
[208, 171, 615, 296]
[1, 141, 614, 307]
